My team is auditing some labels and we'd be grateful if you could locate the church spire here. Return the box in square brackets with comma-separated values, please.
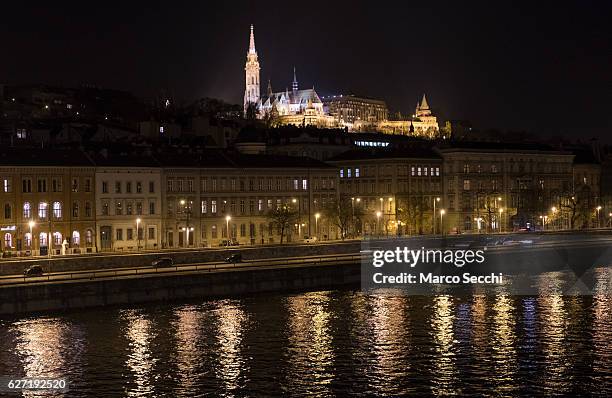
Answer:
[420, 93, 429, 110]
[267, 79, 273, 97]
[249, 24, 256, 54]
[292, 67, 298, 92]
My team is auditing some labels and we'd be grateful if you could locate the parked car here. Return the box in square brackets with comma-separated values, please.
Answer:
[151, 257, 174, 267]
[302, 236, 317, 244]
[24, 264, 44, 277]
[225, 253, 243, 263]
[219, 239, 240, 247]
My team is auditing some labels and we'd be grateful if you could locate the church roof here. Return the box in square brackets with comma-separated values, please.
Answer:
[260, 88, 322, 106]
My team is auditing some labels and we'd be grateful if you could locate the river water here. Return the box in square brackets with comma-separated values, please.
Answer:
[0, 284, 611, 396]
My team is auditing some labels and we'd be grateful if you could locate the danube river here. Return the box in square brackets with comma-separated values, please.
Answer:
[0, 285, 610, 396]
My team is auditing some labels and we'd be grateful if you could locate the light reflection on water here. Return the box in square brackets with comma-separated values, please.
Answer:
[0, 287, 610, 396]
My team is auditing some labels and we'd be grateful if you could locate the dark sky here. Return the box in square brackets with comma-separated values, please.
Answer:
[1, 1, 610, 138]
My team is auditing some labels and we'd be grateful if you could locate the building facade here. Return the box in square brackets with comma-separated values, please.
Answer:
[94, 156, 163, 252]
[323, 95, 388, 127]
[0, 149, 96, 256]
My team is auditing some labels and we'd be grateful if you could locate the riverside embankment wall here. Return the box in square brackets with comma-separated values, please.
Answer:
[0, 261, 361, 315]
[0, 241, 362, 276]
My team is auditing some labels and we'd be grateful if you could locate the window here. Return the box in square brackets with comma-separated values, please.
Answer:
[102, 181, 108, 193]
[39, 232, 48, 247]
[3, 178, 11, 193]
[23, 202, 31, 218]
[38, 202, 48, 219]
[178, 180, 184, 192]
[86, 230, 93, 245]
[167, 180, 173, 192]
[240, 200, 245, 214]
[22, 179, 32, 193]
[137, 181, 143, 193]
[463, 180, 471, 190]
[149, 181, 155, 193]
[211, 225, 218, 239]
[418, 167, 422, 176]
[25, 233, 32, 247]
[148, 227, 155, 240]
[84, 179, 91, 192]
[4, 203, 11, 219]
[258, 199, 263, 212]
[126, 182, 132, 193]
[115, 201, 123, 215]
[116, 229, 123, 241]
[51, 178, 61, 192]
[72, 202, 79, 218]
[4, 233, 12, 248]
[411, 166, 415, 176]
[115, 181, 121, 193]
[37, 178, 47, 193]
[53, 232, 62, 246]
[136, 202, 143, 215]
[347, 168, 352, 178]
[294, 179, 299, 190]
[240, 224, 246, 237]
[355, 168, 360, 178]
[127, 228, 133, 240]
[72, 231, 80, 246]
[149, 201, 155, 215]
[201, 200, 208, 214]
[52, 202, 62, 219]
[463, 164, 470, 174]
[491, 164, 498, 173]
[340, 169, 344, 178]
[249, 200, 255, 214]
[436, 167, 440, 176]
[102, 202, 109, 216]
[71, 178, 78, 192]
[126, 202, 133, 215]
[85, 202, 92, 217]
[302, 179, 307, 190]
[424, 167, 428, 176]
[211, 200, 217, 214]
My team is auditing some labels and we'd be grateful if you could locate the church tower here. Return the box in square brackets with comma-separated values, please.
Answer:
[244, 25, 261, 113]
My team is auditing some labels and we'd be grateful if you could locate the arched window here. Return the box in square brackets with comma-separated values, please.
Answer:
[72, 202, 79, 218]
[38, 202, 48, 219]
[24, 232, 32, 247]
[23, 202, 31, 218]
[4, 203, 11, 219]
[39, 232, 48, 246]
[85, 229, 93, 246]
[52, 202, 62, 219]
[53, 232, 62, 246]
[4, 233, 12, 248]
[72, 230, 80, 246]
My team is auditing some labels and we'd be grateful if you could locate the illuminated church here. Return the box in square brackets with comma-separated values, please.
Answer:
[243, 25, 439, 135]
[243, 25, 335, 128]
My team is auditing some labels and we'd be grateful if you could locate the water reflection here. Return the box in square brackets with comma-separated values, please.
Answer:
[285, 291, 334, 396]
[538, 294, 569, 394]
[213, 300, 248, 396]
[491, 295, 517, 394]
[429, 295, 457, 395]
[172, 306, 205, 397]
[121, 310, 158, 397]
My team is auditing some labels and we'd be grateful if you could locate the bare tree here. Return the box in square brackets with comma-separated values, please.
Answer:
[266, 204, 298, 244]
[324, 195, 352, 240]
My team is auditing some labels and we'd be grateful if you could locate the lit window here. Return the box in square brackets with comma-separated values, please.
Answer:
[355, 168, 360, 178]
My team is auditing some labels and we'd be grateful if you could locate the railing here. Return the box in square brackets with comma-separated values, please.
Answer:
[0, 253, 364, 287]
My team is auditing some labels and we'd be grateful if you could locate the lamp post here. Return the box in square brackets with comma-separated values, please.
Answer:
[498, 208, 503, 232]
[551, 206, 557, 230]
[376, 211, 382, 237]
[440, 209, 445, 235]
[292, 198, 302, 238]
[433, 197, 440, 234]
[596, 206, 602, 228]
[136, 218, 141, 251]
[315, 213, 320, 241]
[226, 215, 231, 246]
[28, 220, 35, 254]
[609, 212, 612, 228]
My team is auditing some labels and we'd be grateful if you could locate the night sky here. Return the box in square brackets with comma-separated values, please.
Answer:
[1, 1, 610, 138]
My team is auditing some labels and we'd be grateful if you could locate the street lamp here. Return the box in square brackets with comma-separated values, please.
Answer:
[315, 213, 320, 241]
[551, 206, 557, 230]
[596, 206, 602, 228]
[226, 215, 231, 246]
[440, 209, 445, 235]
[433, 197, 440, 234]
[609, 212, 612, 228]
[376, 211, 382, 237]
[136, 218, 141, 251]
[28, 220, 35, 252]
[498, 208, 503, 233]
